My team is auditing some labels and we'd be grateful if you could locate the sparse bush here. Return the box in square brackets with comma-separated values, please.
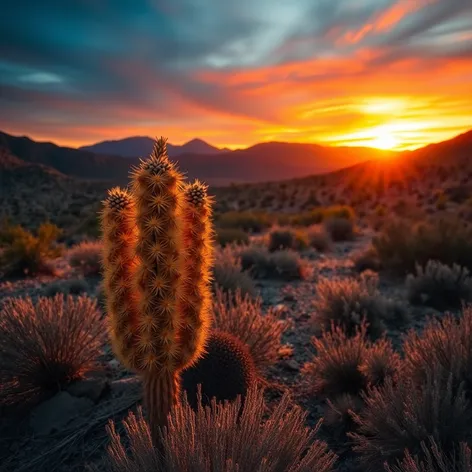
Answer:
[0, 222, 62, 277]
[0, 294, 106, 408]
[301, 324, 400, 400]
[406, 261, 472, 310]
[216, 211, 273, 233]
[324, 217, 355, 242]
[352, 245, 382, 273]
[68, 240, 103, 277]
[267, 227, 309, 252]
[385, 439, 472, 472]
[101, 386, 338, 472]
[269, 249, 309, 280]
[239, 245, 271, 276]
[350, 374, 472, 472]
[216, 227, 249, 247]
[312, 273, 403, 338]
[212, 288, 288, 372]
[213, 249, 257, 298]
[373, 217, 472, 275]
[403, 308, 472, 397]
[307, 226, 332, 252]
[43, 277, 90, 297]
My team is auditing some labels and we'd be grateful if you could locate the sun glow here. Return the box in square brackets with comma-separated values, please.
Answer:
[371, 128, 398, 150]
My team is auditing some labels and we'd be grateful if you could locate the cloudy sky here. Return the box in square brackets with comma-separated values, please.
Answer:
[1, 0, 471, 150]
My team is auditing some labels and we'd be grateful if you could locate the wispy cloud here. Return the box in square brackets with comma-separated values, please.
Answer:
[0, 0, 471, 149]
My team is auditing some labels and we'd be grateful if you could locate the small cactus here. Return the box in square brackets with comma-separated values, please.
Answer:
[181, 330, 257, 409]
[101, 137, 214, 444]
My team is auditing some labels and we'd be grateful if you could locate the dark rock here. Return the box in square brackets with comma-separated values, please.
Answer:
[30, 391, 93, 435]
[67, 377, 109, 403]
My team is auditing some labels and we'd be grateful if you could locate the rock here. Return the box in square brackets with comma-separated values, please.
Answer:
[110, 376, 142, 398]
[30, 392, 93, 435]
[67, 377, 109, 403]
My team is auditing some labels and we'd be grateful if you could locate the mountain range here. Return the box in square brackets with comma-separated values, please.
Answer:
[0, 131, 399, 186]
[79, 136, 229, 158]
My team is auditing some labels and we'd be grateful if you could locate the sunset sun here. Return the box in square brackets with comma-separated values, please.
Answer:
[371, 129, 398, 150]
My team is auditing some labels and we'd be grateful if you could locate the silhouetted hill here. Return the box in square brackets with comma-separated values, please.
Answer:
[79, 136, 225, 158]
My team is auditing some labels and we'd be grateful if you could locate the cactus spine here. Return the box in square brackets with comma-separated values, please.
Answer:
[101, 137, 213, 444]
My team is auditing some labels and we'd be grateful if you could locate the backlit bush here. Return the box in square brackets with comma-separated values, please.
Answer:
[100, 386, 338, 472]
[0, 294, 106, 408]
[67, 240, 103, 276]
[406, 261, 472, 310]
[267, 227, 309, 252]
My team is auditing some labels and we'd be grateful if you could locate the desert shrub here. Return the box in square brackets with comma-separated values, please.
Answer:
[43, 278, 90, 297]
[0, 222, 62, 277]
[312, 273, 404, 339]
[324, 217, 355, 242]
[213, 249, 257, 298]
[385, 439, 472, 472]
[101, 386, 338, 472]
[216, 227, 249, 247]
[352, 245, 382, 273]
[267, 227, 309, 252]
[67, 240, 103, 276]
[269, 249, 309, 280]
[406, 261, 472, 310]
[403, 308, 472, 397]
[239, 245, 272, 276]
[323, 205, 355, 222]
[350, 374, 472, 472]
[373, 217, 472, 275]
[0, 294, 106, 408]
[288, 205, 355, 228]
[301, 324, 400, 400]
[307, 226, 332, 252]
[212, 288, 288, 372]
[215, 211, 273, 233]
[238, 246, 308, 281]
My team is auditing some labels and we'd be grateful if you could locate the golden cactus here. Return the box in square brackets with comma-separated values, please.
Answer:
[100, 137, 214, 444]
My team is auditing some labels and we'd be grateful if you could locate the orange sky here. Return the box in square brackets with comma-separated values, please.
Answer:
[1, 0, 471, 151]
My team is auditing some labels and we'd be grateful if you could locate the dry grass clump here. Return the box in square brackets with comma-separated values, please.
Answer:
[267, 227, 309, 252]
[385, 439, 472, 472]
[216, 227, 250, 247]
[0, 222, 62, 277]
[213, 247, 257, 298]
[215, 210, 273, 233]
[301, 324, 400, 400]
[323, 217, 355, 242]
[212, 287, 288, 372]
[101, 386, 338, 472]
[352, 245, 381, 273]
[350, 373, 472, 472]
[307, 226, 332, 252]
[312, 272, 405, 339]
[0, 294, 106, 408]
[372, 217, 472, 275]
[67, 240, 103, 276]
[403, 308, 472, 396]
[406, 261, 472, 310]
[238, 245, 309, 281]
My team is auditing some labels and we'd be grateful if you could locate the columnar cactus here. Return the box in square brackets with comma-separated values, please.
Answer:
[101, 137, 214, 443]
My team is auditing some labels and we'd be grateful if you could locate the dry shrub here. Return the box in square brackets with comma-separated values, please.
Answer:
[385, 440, 472, 472]
[267, 227, 309, 252]
[101, 386, 337, 472]
[301, 323, 400, 400]
[0, 222, 62, 277]
[213, 247, 257, 298]
[324, 217, 355, 242]
[312, 272, 404, 339]
[307, 226, 332, 252]
[406, 261, 472, 310]
[350, 373, 472, 472]
[212, 287, 288, 372]
[216, 227, 250, 247]
[0, 294, 106, 408]
[68, 240, 103, 276]
[403, 307, 472, 396]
